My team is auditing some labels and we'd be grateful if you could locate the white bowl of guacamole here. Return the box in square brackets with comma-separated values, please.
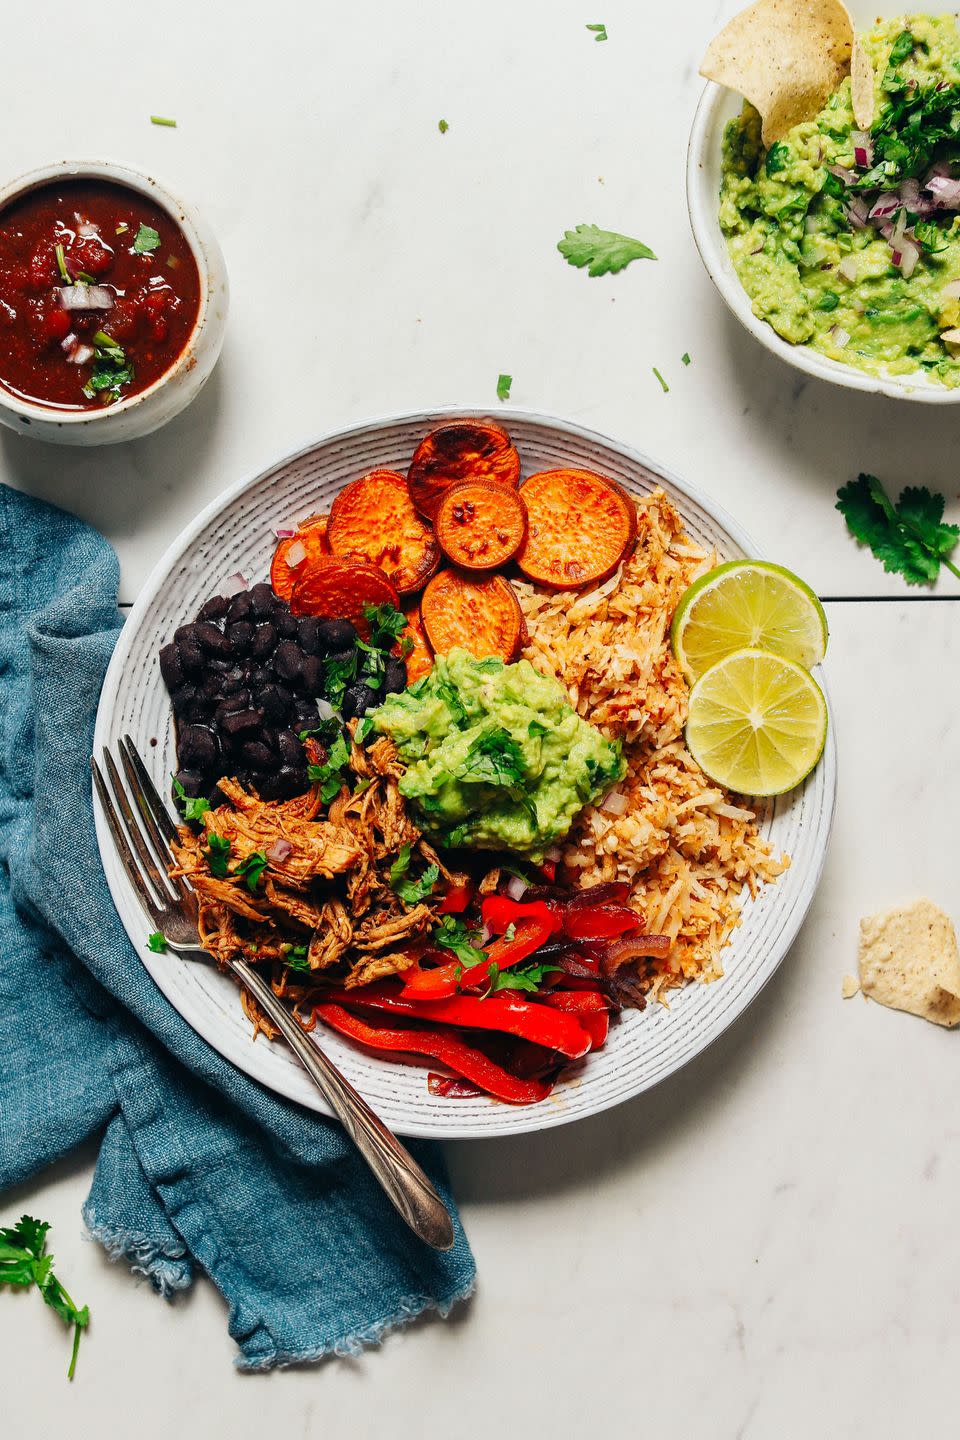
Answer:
[688, 11, 960, 402]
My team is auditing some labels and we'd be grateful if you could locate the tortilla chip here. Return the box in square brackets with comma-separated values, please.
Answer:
[858, 899, 960, 1028]
[841, 973, 860, 999]
[700, 0, 855, 147]
[850, 36, 875, 130]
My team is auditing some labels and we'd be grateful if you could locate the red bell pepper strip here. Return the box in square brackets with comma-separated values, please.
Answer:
[438, 881, 472, 915]
[399, 958, 462, 1001]
[427, 1073, 484, 1098]
[317, 985, 592, 1059]
[314, 1003, 552, 1104]
[480, 894, 562, 937]
[562, 903, 642, 943]
[458, 914, 553, 990]
[541, 990, 611, 1050]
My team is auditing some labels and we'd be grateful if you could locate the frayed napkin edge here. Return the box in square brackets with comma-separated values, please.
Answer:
[83, 1201, 193, 1298]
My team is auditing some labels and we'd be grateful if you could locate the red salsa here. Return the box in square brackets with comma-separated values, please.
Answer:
[0, 179, 202, 410]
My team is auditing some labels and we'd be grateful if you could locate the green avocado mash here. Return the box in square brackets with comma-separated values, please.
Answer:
[720, 15, 960, 385]
[371, 647, 625, 859]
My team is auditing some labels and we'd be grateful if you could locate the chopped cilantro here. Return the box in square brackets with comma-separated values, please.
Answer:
[887, 29, 916, 66]
[528, 718, 549, 737]
[0, 1216, 90, 1379]
[652, 366, 669, 393]
[284, 947, 312, 973]
[363, 601, 407, 648]
[307, 730, 351, 802]
[681, 352, 691, 366]
[236, 851, 268, 893]
[146, 931, 168, 953]
[432, 915, 487, 966]
[558, 223, 656, 276]
[354, 714, 375, 743]
[389, 845, 440, 905]
[172, 776, 211, 822]
[82, 330, 134, 403]
[205, 833, 232, 877]
[457, 727, 526, 788]
[438, 118, 449, 133]
[150, 114, 177, 127]
[764, 141, 789, 175]
[836, 473, 960, 586]
[815, 291, 840, 311]
[133, 223, 161, 254]
[496, 372, 512, 401]
[483, 959, 562, 996]
[585, 22, 608, 41]
[322, 650, 358, 708]
[54, 243, 71, 282]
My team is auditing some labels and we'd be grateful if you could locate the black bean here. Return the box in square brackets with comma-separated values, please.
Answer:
[301, 655, 324, 695]
[275, 612, 299, 640]
[250, 622, 277, 659]
[159, 642, 184, 691]
[241, 740, 277, 770]
[297, 616, 322, 655]
[247, 664, 271, 689]
[259, 684, 290, 723]
[214, 691, 252, 724]
[274, 640, 303, 682]
[228, 592, 253, 622]
[197, 595, 229, 623]
[317, 619, 357, 650]
[342, 682, 376, 720]
[220, 708, 265, 737]
[185, 701, 213, 725]
[179, 724, 220, 769]
[200, 673, 224, 702]
[226, 621, 254, 657]
[194, 621, 231, 657]
[172, 767, 206, 799]
[262, 764, 307, 800]
[277, 729, 304, 767]
[174, 623, 197, 647]
[250, 582, 275, 620]
[292, 699, 321, 727]
[383, 657, 407, 694]
[170, 684, 197, 715]
[178, 636, 204, 676]
[326, 647, 356, 674]
[206, 658, 233, 674]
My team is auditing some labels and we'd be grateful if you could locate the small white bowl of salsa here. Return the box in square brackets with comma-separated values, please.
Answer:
[0, 159, 229, 443]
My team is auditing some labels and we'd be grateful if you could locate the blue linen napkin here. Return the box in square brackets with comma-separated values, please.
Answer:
[0, 482, 474, 1369]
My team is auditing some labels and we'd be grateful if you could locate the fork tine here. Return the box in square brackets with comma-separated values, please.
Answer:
[91, 756, 164, 929]
[102, 748, 181, 907]
[118, 736, 194, 898]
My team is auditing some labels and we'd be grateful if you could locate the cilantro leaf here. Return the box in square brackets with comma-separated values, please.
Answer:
[484, 959, 562, 996]
[146, 931, 168, 953]
[438, 118, 449, 133]
[388, 844, 440, 904]
[132, 223, 161, 254]
[172, 776, 211, 822]
[354, 714, 374, 744]
[0, 1216, 89, 1378]
[836, 473, 960, 586]
[432, 915, 487, 965]
[496, 372, 512, 401]
[205, 833, 232, 877]
[456, 727, 526, 788]
[282, 944, 311, 972]
[764, 141, 789, 174]
[585, 22, 607, 41]
[363, 601, 407, 648]
[887, 29, 916, 66]
[557, 223, 656, 276]
[681, 352, 691, 366]
[652, 366, 669, 393]
[307, 730, 352, 802]
[150, 114, 177, 126]
[322, 650, 358, 708]
[236, 850, 268, 893]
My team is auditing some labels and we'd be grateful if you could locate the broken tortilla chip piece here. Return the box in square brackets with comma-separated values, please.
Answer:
[850, 36, 875, 130]
[858, 899, 960, 1028]
[841, 973, 860, 1000]
[700, 0, 855, 147]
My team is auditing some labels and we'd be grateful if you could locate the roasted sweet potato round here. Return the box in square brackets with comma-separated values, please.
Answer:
[421, 569, 523, 663]
[290, 556, 399, 629]
[270, 516, 330, 602]
[327, 468, 440, 597]
[398, 603, 434, 684]
[407, 420, 521, 522]
[434, 481, 528, 572]
[516, 469, 637, 590]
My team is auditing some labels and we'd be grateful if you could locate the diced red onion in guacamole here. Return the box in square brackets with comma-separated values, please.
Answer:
[869, 194, 901, 222]
[852, 131, 873, 168]
[926, 174, 960, 209]
[942, 279, 960, 299]
[898, 239, 920, 279]
[828, 326, 851, 349]
[838, 255, 858, 282]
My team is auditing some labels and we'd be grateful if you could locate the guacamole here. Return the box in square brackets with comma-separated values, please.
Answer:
[371, 647, 625, 859]
[719, 15, 960, 386]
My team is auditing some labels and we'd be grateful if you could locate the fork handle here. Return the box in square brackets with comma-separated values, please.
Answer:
[228, 957, 455, 1252]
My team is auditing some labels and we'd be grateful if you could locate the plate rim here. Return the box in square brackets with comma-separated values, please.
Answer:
[94, 405, 838, 1138]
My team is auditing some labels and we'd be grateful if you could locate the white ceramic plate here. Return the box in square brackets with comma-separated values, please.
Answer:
[94, 408, 837, 1138]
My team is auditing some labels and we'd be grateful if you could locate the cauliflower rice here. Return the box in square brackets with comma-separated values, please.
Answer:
[517, 489, 788, 998]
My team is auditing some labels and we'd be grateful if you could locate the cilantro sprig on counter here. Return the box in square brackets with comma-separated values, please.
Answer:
[558, 224, 656, 276]
[0, 1216, 90, 1379]
[836, 474, 960, 585]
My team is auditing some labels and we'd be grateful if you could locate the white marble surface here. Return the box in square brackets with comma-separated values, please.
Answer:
[3, 0, 960, 1435]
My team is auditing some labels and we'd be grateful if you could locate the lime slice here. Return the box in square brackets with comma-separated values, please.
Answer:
[685, 648, 828, 796]
[671, 560, 828, 683]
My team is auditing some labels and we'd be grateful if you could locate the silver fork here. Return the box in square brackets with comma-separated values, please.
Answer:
[91, 735, 455, 1252]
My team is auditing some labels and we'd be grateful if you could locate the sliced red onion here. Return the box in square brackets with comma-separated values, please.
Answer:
[58, 284, 114, 312]
[67, 343, 94, 365]
[899, 177, 921, 209]
[597, 935, 672, 976]
[266, 838, 293, 864]
[925, 174, 960, 209]
[77, 222, 99, 238]
[926, 159, 952, 181]
[284, 539, 307, 568]
[479, 921, 493, 946]
[273, 526, 297, 539]
[220, 571, 248, 597]
[61, 331, 78, 354]
[942, 279, 960, 299]
[827, 164, 856, 186]
[838, 255, 858, 283]
[600, 790, 628, 815]
[870, 196, 901, 222]
[897, 237, 920, 279]
[828, 325, 851, 349]
[505, 875, 529, 901]
[316, 698, 337, 722]
[845, 196, 870, 229]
